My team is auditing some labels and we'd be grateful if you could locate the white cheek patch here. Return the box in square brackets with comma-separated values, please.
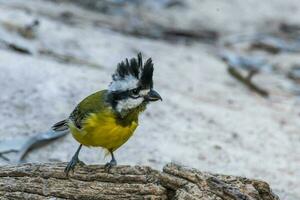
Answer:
[116, 97, 144, 113]
[108, 75, 138, 92]
[140, 89, 150, 96]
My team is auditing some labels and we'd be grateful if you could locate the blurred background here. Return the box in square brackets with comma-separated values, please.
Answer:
[0, 0, 299, 199]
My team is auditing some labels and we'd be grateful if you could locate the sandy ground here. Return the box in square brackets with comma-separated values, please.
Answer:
[0, 0, 299, 199]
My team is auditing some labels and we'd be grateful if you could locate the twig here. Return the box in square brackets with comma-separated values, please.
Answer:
[228, 67, 269, 97]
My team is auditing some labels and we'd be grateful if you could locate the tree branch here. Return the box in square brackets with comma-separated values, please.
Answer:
[0, 163, 280, 200]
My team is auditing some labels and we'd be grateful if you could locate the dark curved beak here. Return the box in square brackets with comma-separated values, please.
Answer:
[146, 90, 162, 102]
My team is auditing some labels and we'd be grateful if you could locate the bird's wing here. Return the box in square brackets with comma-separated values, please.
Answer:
[69, 90, 109, 129]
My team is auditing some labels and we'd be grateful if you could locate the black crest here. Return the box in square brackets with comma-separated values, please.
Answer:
[140, 58, 153, 89]
[113, 53, 154, 89]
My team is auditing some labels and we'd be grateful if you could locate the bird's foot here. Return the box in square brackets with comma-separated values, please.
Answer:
[104, 159, 117, 172]
[78, 160, 86, 167]
[64, 156, 82, 176]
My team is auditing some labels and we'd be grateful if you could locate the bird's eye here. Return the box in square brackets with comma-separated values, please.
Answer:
[132, 89, 139, 95]
[129, 88, 140, 99]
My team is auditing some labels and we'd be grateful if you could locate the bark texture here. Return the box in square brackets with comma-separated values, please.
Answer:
[0, 162, 280, 200]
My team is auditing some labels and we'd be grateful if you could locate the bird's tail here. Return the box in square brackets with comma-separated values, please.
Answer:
[52, 119, 69, 132]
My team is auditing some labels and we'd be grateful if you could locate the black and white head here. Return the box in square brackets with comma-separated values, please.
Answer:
[107, 53, 162, 114]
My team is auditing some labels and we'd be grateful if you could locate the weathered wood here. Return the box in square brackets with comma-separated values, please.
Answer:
[0, 163, 279, 200]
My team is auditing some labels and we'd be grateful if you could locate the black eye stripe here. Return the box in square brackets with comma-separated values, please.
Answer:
[110, 87, 142, 101]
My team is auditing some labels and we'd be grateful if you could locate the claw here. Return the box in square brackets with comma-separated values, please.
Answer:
[64, 156, 79, 175]
[64, 144, 83, 176]
[64, 157, 85, 175]
[104, 160, 117, 172]
[104, 152, 117, 172]
[78, 160, 86, 167]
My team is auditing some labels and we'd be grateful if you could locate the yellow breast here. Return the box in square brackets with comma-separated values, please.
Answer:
[68, 110, 138, 152]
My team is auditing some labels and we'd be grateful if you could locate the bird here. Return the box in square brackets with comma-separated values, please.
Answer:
[51, 53, 162, 175]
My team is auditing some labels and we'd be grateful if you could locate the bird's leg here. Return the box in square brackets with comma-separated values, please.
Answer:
[64, 144, 85, 175]
[104, 151, 117, 171]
